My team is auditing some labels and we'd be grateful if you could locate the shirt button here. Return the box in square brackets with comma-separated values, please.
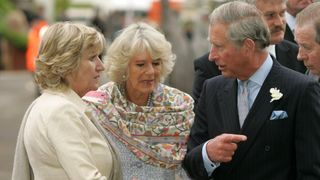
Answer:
[211, 164, 214, 167]
[265, 145, 270, 151]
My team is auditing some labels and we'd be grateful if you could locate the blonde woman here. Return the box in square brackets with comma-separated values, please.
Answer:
[12, 22, 122, 180]
[84, 22, 194, 180]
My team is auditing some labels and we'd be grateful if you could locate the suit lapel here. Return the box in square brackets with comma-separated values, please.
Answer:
[275, 42, 289, 57]
[275, 42, 289, 65]
[218, 79, 240, 133]
[229, 61, 283, 169]
[284, 24, 296, 44]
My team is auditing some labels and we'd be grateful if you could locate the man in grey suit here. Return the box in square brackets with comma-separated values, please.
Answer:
[295, 2, 320, 81]
[183, 2, 320, 180]
[192, 0, 306, 105]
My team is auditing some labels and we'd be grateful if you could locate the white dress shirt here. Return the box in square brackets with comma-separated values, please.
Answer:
[268, 45, 276, 59]
[285, 11, 296, 32]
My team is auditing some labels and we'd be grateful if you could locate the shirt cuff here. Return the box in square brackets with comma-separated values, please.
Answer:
[202, 141, 220, 176]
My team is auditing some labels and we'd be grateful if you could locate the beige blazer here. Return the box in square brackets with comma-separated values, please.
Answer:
[12, 89, 119, 180]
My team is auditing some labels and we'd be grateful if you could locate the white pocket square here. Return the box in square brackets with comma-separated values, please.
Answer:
[270, 110, 288, 120]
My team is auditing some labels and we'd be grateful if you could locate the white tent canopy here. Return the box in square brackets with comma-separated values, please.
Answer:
[90, 0, 185, 12]
[90, 0, 153, 11]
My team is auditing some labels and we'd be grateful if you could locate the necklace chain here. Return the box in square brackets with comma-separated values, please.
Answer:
[119, 84, 153, 106]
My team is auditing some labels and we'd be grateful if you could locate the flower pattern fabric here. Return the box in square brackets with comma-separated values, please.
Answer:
[83, 82, 194, 169]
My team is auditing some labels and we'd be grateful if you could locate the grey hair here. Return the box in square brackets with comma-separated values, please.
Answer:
[105, 22, 176, 83]
[296, 2, 320, 44]
[35, 22, 106, 91]
[209, 1, 270, 49]
[243, 0, 287, 5]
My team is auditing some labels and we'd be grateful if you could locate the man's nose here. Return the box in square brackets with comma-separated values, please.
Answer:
[297, 48, 306, 61]
[274, 14, 285, 26]
[209, 47, 218, 62]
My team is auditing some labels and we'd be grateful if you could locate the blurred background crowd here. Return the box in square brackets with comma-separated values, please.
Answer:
[0, 0, 234, 94]
[0, 1, 227, 179]
[1, 0, 320, 179]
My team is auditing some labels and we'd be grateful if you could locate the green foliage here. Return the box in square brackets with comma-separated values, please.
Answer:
[0, 22, 27, 49]
[55, 0, 71, 20]
[0, 0, 27, 49]
[69, 3, 93, 8]
[0, 0, 14, 16]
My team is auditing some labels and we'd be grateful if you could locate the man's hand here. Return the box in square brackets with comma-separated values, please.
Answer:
[206, 133, 247, 163]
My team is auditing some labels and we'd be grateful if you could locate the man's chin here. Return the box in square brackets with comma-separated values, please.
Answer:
[310, 69, 320, 77]
[221, 72, 235, 78]
[270, 36, 284, 44]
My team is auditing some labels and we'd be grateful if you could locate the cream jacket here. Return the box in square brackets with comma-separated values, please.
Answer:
[12, 89, 114, 180]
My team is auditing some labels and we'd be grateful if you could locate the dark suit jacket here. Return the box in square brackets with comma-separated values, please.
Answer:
[192, 40, 306, 105]
[183, 60, 320, 180]
[192, 52, 221, 105]
[284, 23, 296, 44]
[276, 39, 306, 73]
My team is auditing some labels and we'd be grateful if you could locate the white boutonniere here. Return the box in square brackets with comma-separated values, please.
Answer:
[270, 88, 283, 102]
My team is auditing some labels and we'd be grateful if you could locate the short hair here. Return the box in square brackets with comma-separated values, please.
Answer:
[296, 2, 320, 44]
[209, 1, 270, 49]
[243, 0, 287, 6]
[105, 22, 176, 83]
[35, 22, 106, 91]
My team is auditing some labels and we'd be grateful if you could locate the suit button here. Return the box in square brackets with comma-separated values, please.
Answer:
[265, 145, 270, 151]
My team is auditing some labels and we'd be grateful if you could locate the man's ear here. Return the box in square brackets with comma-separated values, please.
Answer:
[242, 38, 256, 53]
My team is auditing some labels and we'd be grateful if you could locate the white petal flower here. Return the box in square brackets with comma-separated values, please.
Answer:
[270, 88, 283, 102]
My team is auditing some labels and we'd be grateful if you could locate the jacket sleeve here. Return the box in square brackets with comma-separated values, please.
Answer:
[184, 80, 212, 179]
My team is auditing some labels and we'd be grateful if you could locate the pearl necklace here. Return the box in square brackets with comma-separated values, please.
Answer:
[119, 84, 153, 106]
[146, 92, 153, 106]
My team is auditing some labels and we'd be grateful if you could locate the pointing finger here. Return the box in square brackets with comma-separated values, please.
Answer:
[222, 134, 247, 143]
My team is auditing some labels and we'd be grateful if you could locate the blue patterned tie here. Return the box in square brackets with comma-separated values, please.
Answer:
[238, 81, 249, 128]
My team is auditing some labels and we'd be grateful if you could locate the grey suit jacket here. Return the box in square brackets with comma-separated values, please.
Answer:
[184, 60, 320, 180]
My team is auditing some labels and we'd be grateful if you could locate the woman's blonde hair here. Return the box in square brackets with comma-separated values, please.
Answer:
[105, 22, 176, 83]
[35, 21, 106, 90]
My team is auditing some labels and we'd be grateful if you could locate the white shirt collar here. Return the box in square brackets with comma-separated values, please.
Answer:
[307, 70, 320, 82]
[285, 11, 296, 32]
[268, 45, 276, 58]
[237, 54, 273, 86]
[249, 54, 273, 86]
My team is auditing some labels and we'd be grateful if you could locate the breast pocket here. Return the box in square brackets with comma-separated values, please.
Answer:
[265, 116, 292, 148]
